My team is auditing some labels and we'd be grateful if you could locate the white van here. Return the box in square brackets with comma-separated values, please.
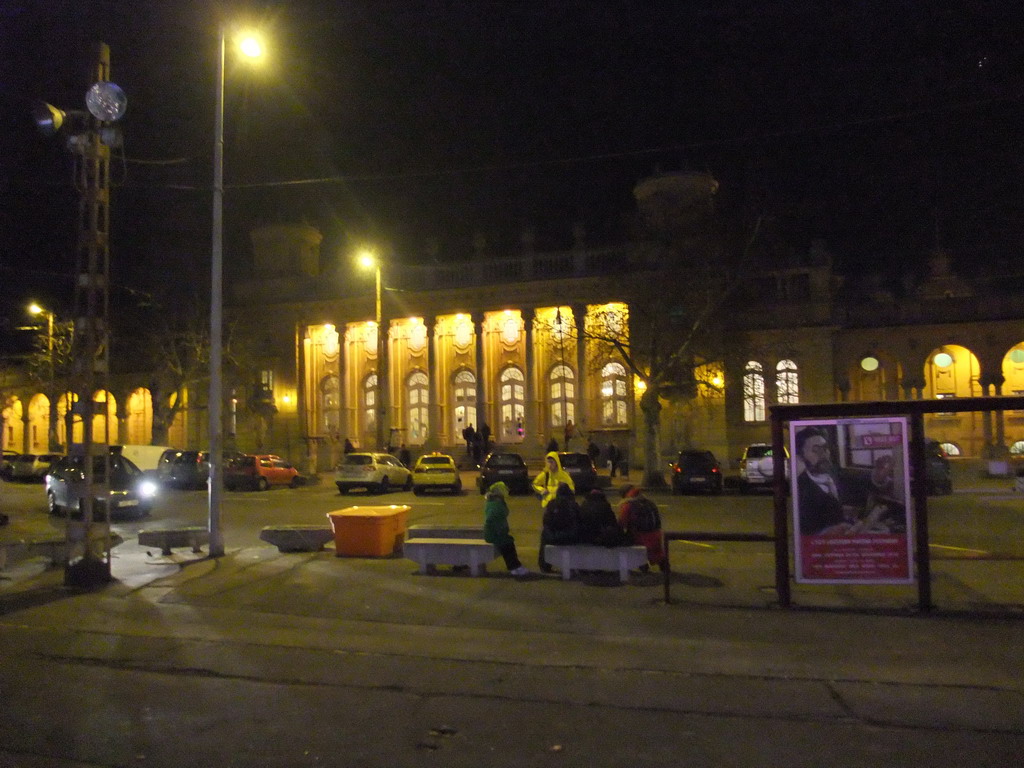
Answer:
[116, 445, 177, 475]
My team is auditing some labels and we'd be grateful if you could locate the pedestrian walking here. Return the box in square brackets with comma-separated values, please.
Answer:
[607, 442, 620, 478]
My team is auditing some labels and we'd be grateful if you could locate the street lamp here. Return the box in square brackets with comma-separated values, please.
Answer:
[209, 25, 264, 558]
[28, 303, 58, 451]
[359, 251, 386, 450]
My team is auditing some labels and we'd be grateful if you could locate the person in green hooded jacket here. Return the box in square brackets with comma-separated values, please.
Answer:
[483, 482, 530, 577]
[531, 451, 574, 509]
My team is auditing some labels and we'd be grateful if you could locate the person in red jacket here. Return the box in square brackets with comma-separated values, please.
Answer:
[617, 484, 665, 571]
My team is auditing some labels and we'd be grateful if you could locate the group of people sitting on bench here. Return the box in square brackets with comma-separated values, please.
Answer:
[482, 451, 665, 578]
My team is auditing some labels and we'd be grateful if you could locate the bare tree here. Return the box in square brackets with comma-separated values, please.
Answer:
[114, 287, 210, 446]
[554, 172, 763, 486]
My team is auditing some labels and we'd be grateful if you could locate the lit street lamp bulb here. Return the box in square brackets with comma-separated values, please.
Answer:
[238, 34, 264, 58]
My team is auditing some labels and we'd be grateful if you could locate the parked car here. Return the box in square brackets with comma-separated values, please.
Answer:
[925, 439, 953, 495]
[477, 451, 530, 495]
[557, 452, 598, 494]
[225, 454, 299, 491]
[412, 452, 462, 495]
[334, 452, 412, 494]
[671, 449, 723, 494]
[157, 449, 210, 489]
[738, 443, 789, 493]
[45, 451, 158, 520]
[10, 453, 62, 482]
[1, 449, 18, 480]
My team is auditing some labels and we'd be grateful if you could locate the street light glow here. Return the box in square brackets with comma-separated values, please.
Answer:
[237, 32, 264, 59]
[28, 303, 44, 316]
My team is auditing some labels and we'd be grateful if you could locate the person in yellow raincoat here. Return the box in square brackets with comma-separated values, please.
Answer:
[532, 451, 574, 508]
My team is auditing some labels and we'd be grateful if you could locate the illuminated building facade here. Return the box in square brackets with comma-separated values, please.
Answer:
[3, 226, 1024, 473]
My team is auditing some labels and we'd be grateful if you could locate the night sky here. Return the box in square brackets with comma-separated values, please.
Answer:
[2, 1, 1023, 346]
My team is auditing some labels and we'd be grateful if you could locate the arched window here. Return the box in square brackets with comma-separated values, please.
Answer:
[406, 371, 428, 445]
[362, 374, 377, 441]
[743, 361, 765, 422]
[126, 388, 152, 445]
[1010, 440, 1024, 456]
[452, 369, 477, 438]
[56, 392, 81, 448]
[2, 397, 23, 453]
[776, 359, 799, 404]
[549, 364, 575, 429]
[499, 366, 525, 441]
[320, 374, 340, 437]
[601, 362, 629, 426]
[92, 390, 116, 445]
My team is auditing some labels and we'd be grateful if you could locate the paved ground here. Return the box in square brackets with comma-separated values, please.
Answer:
[1, 475, 1023, 767]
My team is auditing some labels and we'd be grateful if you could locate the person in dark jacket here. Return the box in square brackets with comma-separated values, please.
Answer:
[538, 482, 581, 572]
[483, 482, 530, 577]
[579, 489, 627, 547]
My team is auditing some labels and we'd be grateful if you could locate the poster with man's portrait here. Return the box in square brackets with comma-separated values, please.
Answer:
[790, 417, 914, 584]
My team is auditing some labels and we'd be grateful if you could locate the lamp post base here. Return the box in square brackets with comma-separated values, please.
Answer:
[64, 555, 112, 588]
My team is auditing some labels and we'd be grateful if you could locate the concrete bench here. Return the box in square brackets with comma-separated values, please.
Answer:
[544, 544, 649, 583]
[407, 524, 485, 540]
[138, 526, 209, 556]
[260, 525, 334, 553]
[1, 533, 124, 570]
[403, 538, 497, 576]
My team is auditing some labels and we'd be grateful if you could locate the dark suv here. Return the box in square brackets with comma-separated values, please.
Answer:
[477, 452, 530, 494]
[557, 452, 597, 494]
[671, 449, 723, 494]
[157, 449, 210, 489]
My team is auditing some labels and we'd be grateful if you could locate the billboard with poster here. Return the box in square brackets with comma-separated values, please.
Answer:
[791, 417, 914, 584]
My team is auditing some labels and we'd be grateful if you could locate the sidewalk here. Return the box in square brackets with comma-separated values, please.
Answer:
[2, 524, 1023, 767]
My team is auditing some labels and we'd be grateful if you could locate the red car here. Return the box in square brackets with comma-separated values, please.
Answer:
[224, 454, 299, 491]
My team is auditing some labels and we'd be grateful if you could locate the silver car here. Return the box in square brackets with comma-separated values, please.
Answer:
[45, 452, 158, 520]
[335, 452, 412, 494]
[10, 453, 62, 482]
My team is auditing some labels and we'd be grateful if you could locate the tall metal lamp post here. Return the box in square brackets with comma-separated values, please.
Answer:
[27, 303, 59, 451]
[209, 26, 264, 557]
[359, 252, 386, 450]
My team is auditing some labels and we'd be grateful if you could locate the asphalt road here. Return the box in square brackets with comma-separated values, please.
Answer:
[2, 464, 1023, 767]
[2, 462, 1023, 559]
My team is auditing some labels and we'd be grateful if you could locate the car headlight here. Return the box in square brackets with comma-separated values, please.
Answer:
[138, 480, 159, 499]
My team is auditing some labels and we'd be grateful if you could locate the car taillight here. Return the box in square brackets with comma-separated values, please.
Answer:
[711, 467, 719, 474]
